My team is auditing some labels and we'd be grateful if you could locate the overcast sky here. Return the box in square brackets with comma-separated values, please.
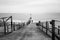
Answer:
[0, 0, 60, 21]
[0, 0, 60, 13]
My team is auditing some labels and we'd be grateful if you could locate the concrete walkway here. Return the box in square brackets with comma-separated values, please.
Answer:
[0, 23, 51, 40]
[17, 23, 51, 40]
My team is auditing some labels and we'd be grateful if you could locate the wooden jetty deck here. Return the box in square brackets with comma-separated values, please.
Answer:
[0, 23, 51, 40]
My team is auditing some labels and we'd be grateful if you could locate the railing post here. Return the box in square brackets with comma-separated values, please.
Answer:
[42, 23, 43, 31]
[50, 20, 55, 40]
[46, 21, 48, 34]
[11, 16, 13, 32]
[13, 22, 15, 31]
[58, 26, 60, 35]
[3, 19, 6, 35]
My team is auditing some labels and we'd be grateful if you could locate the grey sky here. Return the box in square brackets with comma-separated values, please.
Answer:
[0, 0, 60, 13]
[0, 0, 60, 21]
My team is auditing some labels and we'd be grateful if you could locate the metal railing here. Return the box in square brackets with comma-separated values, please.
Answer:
[36, 20, 60, 40]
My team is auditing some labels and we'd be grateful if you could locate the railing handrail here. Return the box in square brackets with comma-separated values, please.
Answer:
[37, 20, 60, 40]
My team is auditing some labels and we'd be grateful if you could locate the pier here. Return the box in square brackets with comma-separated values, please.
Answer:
[0, 23, 51, 40]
